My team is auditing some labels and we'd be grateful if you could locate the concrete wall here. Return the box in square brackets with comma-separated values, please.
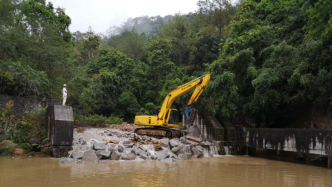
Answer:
[183, 110, 224, 141]
[237, 128, 332, 168]
[0, 95, 60, 116]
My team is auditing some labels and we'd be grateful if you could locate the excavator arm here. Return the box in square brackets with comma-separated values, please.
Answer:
[157, 73, 210, 123]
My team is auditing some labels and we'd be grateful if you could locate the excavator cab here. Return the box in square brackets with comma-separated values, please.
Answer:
[165, 109, 179, 126]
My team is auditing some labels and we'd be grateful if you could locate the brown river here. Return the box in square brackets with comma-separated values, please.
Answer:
[0, 156, 331, 187]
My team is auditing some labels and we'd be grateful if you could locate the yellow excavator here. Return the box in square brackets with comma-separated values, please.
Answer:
[134, 73, 210, 138]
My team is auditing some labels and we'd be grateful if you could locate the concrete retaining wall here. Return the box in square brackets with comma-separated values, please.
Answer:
[0, 95, 60, 116]
[238, 128, 332, 168]
[183, 110, 224, 141]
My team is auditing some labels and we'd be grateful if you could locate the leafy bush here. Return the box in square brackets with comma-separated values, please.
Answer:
[0, 143, 15, 156]
[12, 130, 28, 144]
[18, 143, 32, 152]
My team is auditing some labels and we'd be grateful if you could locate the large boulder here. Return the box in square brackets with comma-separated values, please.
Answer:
[137, 149, 149, 159]
[96, 150, 111, 159]
[82, 150, 99, 163]
[71, 150, 84, 159]
[1, 140, 17, 149]
[140, 144, 154, 152]
[122, 140, 132, 145]
[59, 158, 83, 164]
[200, 141, 212, 146]
[121, 153, 136, 160]
[111, 151, 122, 160]
[169, 139, 181, 147]
[177, 145, 192, 155]
[192, 147, 203, 157]
[117, 145, 125, 153]
[93, 142, 107, 150]
[155, 149, 169, 161]
[103, 137, 112, 143]
[13, 148, 25, 155]
[186, 136, 203, 143]
[28, 138, 39, 144]
[160, 138, 170, 148]
[151, 138, 159, 144]
[171, 146, 182, 153]
[167, 152, 178, 160]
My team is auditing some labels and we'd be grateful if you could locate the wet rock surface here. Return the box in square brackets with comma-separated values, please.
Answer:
[59, 127, 221, 164]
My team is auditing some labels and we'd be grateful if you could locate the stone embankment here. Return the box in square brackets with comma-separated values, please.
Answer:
[59, 127, 221, 163]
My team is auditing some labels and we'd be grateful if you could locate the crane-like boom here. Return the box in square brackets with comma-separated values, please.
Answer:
[134, 73, 210, 131]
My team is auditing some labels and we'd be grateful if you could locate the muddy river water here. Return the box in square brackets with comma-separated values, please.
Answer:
[0, 156, 331, 187]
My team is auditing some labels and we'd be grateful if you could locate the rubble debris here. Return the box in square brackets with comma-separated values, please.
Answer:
[59, 127, 221, 164]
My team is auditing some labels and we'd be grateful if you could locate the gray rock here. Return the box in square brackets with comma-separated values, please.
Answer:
[96, 150, 111, 159]
[178, 154, 188, 160]
[121, 153, 136, 160]
[124, 148, 133, 154]
[155, 149, 169, 160]
[171, 146, 182, 153]
[177, 145, 192, 155]
[93, 142, 107, 150]
[160, 138, 170, 148]
[28, 138, 39, 144]
[123, 143, 134, 148]
[192, 147, 202, 157]
[151, 138, 159, 144]
[169, 139, 181, 147]
[122, 140, 132, 145]
[186, 135, 203, 142]
[140, 144, 154, 152]
[59, 157, 83, 164]
[78, 138, 87, 145]
[135, 157, 145, 161]
[195, 145, 204, 152]
[138, 149, 149, 159]
[186, 140, 199, 145]
[167, 152, 178, 160]
[83, 150, 99, 163]
[111, 151, 122, 160]
[200, 141, 212, 146]
[71, 150, 84, 159]
[179, 137, 186, 143]
[117, 145, 125, 152]
[108, 146, 114, 153]
[151, 155, 158, 160]
[185, 153, 192, 159]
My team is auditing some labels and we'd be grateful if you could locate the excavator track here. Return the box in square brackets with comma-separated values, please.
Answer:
[134, 127, 182, 139]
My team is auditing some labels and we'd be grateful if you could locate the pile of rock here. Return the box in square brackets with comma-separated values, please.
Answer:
[59, 128, 221, 164]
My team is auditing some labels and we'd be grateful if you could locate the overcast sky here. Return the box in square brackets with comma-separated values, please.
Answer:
[47, 0, 198, 34]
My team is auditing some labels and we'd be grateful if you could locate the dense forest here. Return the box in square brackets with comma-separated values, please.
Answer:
[1, 0, 332, 128]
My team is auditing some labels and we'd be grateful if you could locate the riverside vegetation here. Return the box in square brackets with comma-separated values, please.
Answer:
[1, 0, 332, 154]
